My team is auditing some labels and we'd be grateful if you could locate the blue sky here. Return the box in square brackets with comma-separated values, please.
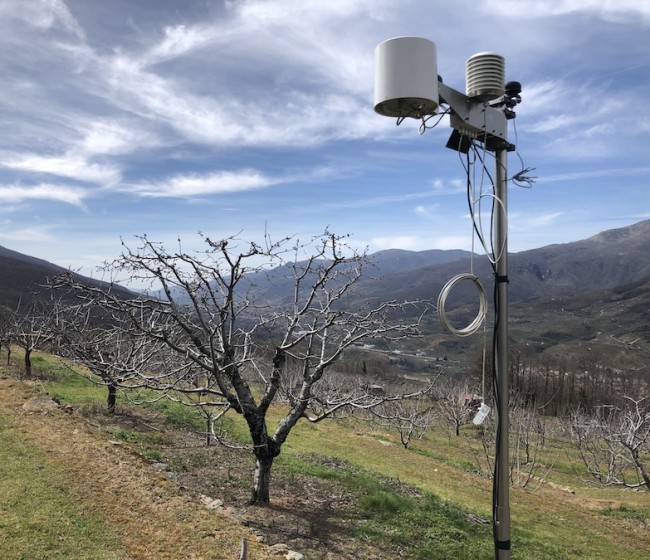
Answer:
[0, 0, 649, 276]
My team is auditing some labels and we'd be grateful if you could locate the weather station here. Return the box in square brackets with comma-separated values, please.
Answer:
[374, 36, 531, 560]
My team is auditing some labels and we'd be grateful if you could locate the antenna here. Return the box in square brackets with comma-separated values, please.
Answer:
[374, 37, 439, 118]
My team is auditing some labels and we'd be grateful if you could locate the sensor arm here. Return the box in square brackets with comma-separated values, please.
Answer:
[438, 81, 512, 152]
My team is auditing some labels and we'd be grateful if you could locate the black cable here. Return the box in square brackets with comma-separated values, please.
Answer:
[462, 145, 486, 256]
[465, 141, 499, 274]
[418, 107, 450, 134]
[395, 106, 450, 132]
[457, 133, 504, 557]
[458, 133, 505, 559]
[465, 149, 488, 252]
[510, 119, 537, 188]
[492, 276, 501, 559]
[470, 142, 502, 268]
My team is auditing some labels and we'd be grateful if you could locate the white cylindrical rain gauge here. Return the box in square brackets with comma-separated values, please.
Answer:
[374, 37, 439, 118]
[466, 52, 505, 100]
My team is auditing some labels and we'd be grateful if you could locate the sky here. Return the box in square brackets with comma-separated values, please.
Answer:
[0, 0, 649, 279]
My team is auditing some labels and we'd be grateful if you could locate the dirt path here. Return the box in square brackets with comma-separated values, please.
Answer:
[0, 379, 275, 560]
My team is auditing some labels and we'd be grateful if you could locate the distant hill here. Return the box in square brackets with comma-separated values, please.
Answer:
[348, 220, 650, 306]
[0, 246, 134, 306]
[232, 247, 475, 305]
[366, 248, 473, 275]
[0, 246, 70, 305]
[2, 220, 650, 370]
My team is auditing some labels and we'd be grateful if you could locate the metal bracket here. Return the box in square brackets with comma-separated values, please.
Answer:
[439, 82, 511, 153]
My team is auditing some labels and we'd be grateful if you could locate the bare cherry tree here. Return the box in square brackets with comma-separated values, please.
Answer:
[52, 232, 430, 505]
[51, 301, 170, 414]
[4, 299, 57, 378]
[469, 394, 556, 488]
[374, 395, 436, 449]
[0, 306, 13, 366]
[509, 398, 556, 489]
[279, 363, 435, 448]
[436, 380, 479, 437]
[571, 397, 650, 491]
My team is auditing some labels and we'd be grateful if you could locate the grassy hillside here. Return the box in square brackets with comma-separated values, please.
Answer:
[1, 350, 648, 559]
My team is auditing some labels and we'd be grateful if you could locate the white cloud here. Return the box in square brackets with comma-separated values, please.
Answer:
[0, 0, 86, 38]
[0, 152, 121, 185]
[372, 235, 423, 251]
[0, 224, 54, 242]
[145, 24, 216, 65]
[313, 189, 444, 212]
[414, 204, 440, 219]
[430, 178, 465, 195]
[0, 183, 87, 206]
[77, 0, 400, 150]
[431, 235, 474, 251]
[370, 232, 474, 252]
[538, 167, 650, 183]
[0, 0, 647, 269]
[123, 164, 347, 199]
[228, 0, 390, 94]
[79, 120, 158, 157]
[482, 0, 650, 21]
[517, 78, 641, 160]
[510, 212, 565, 230]
[125, 169, 278, 198]
[101, 50, 381, 148]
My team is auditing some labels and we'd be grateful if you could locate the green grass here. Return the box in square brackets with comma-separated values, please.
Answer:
[146, 398, 206, 431]
[43, 364, 112, 407]
[107, 427, 170, 464]
[278, 453, 495, 557]
[276, 413, 650, 559]
[109, 427, 168, 446]
[277, 453, 627, 560]
[167, 450, 213, 472]
[0, 415, 128, 560]
[411, 444, 485, 475]
[360, 493, 492, 560]
[601, 504, 650, 522]
[360, 489, 415, 517]
[12, 349, 650, 560]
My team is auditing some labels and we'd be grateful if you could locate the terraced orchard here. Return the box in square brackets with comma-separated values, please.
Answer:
[0, 352, 648, 559]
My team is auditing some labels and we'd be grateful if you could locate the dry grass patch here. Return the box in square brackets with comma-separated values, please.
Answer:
[0, 378, 275, 560]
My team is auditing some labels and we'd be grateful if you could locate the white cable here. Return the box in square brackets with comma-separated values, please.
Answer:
[437, 273, 488, 337]
[469, 191, 507, 265]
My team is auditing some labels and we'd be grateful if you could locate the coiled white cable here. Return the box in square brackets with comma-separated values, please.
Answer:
[437, 273, 488, 337]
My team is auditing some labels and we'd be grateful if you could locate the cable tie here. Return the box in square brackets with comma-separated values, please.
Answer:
[495, 275, 509, 284]
[497, 540, 511, 550]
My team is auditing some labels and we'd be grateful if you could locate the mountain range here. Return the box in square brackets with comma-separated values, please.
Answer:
[2, 220, 649, 370]
[0, 245, 132, 306]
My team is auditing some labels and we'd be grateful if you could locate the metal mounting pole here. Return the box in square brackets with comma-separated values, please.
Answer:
[373, 36, 522, 559]
[494, 147, 511, 559]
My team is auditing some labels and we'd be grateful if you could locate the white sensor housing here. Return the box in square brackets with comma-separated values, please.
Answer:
[472, 403, 491, 426]
[466, 52, 505, 100]
[374, 37, 439, 118]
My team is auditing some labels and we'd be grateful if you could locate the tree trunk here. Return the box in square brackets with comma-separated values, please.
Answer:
[107, 383, 117, 414]
[24, 348, 32, 378]
[244, 405, 281, 505]
[630, 448, 650, 491]
[250, 454, 274, 506]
